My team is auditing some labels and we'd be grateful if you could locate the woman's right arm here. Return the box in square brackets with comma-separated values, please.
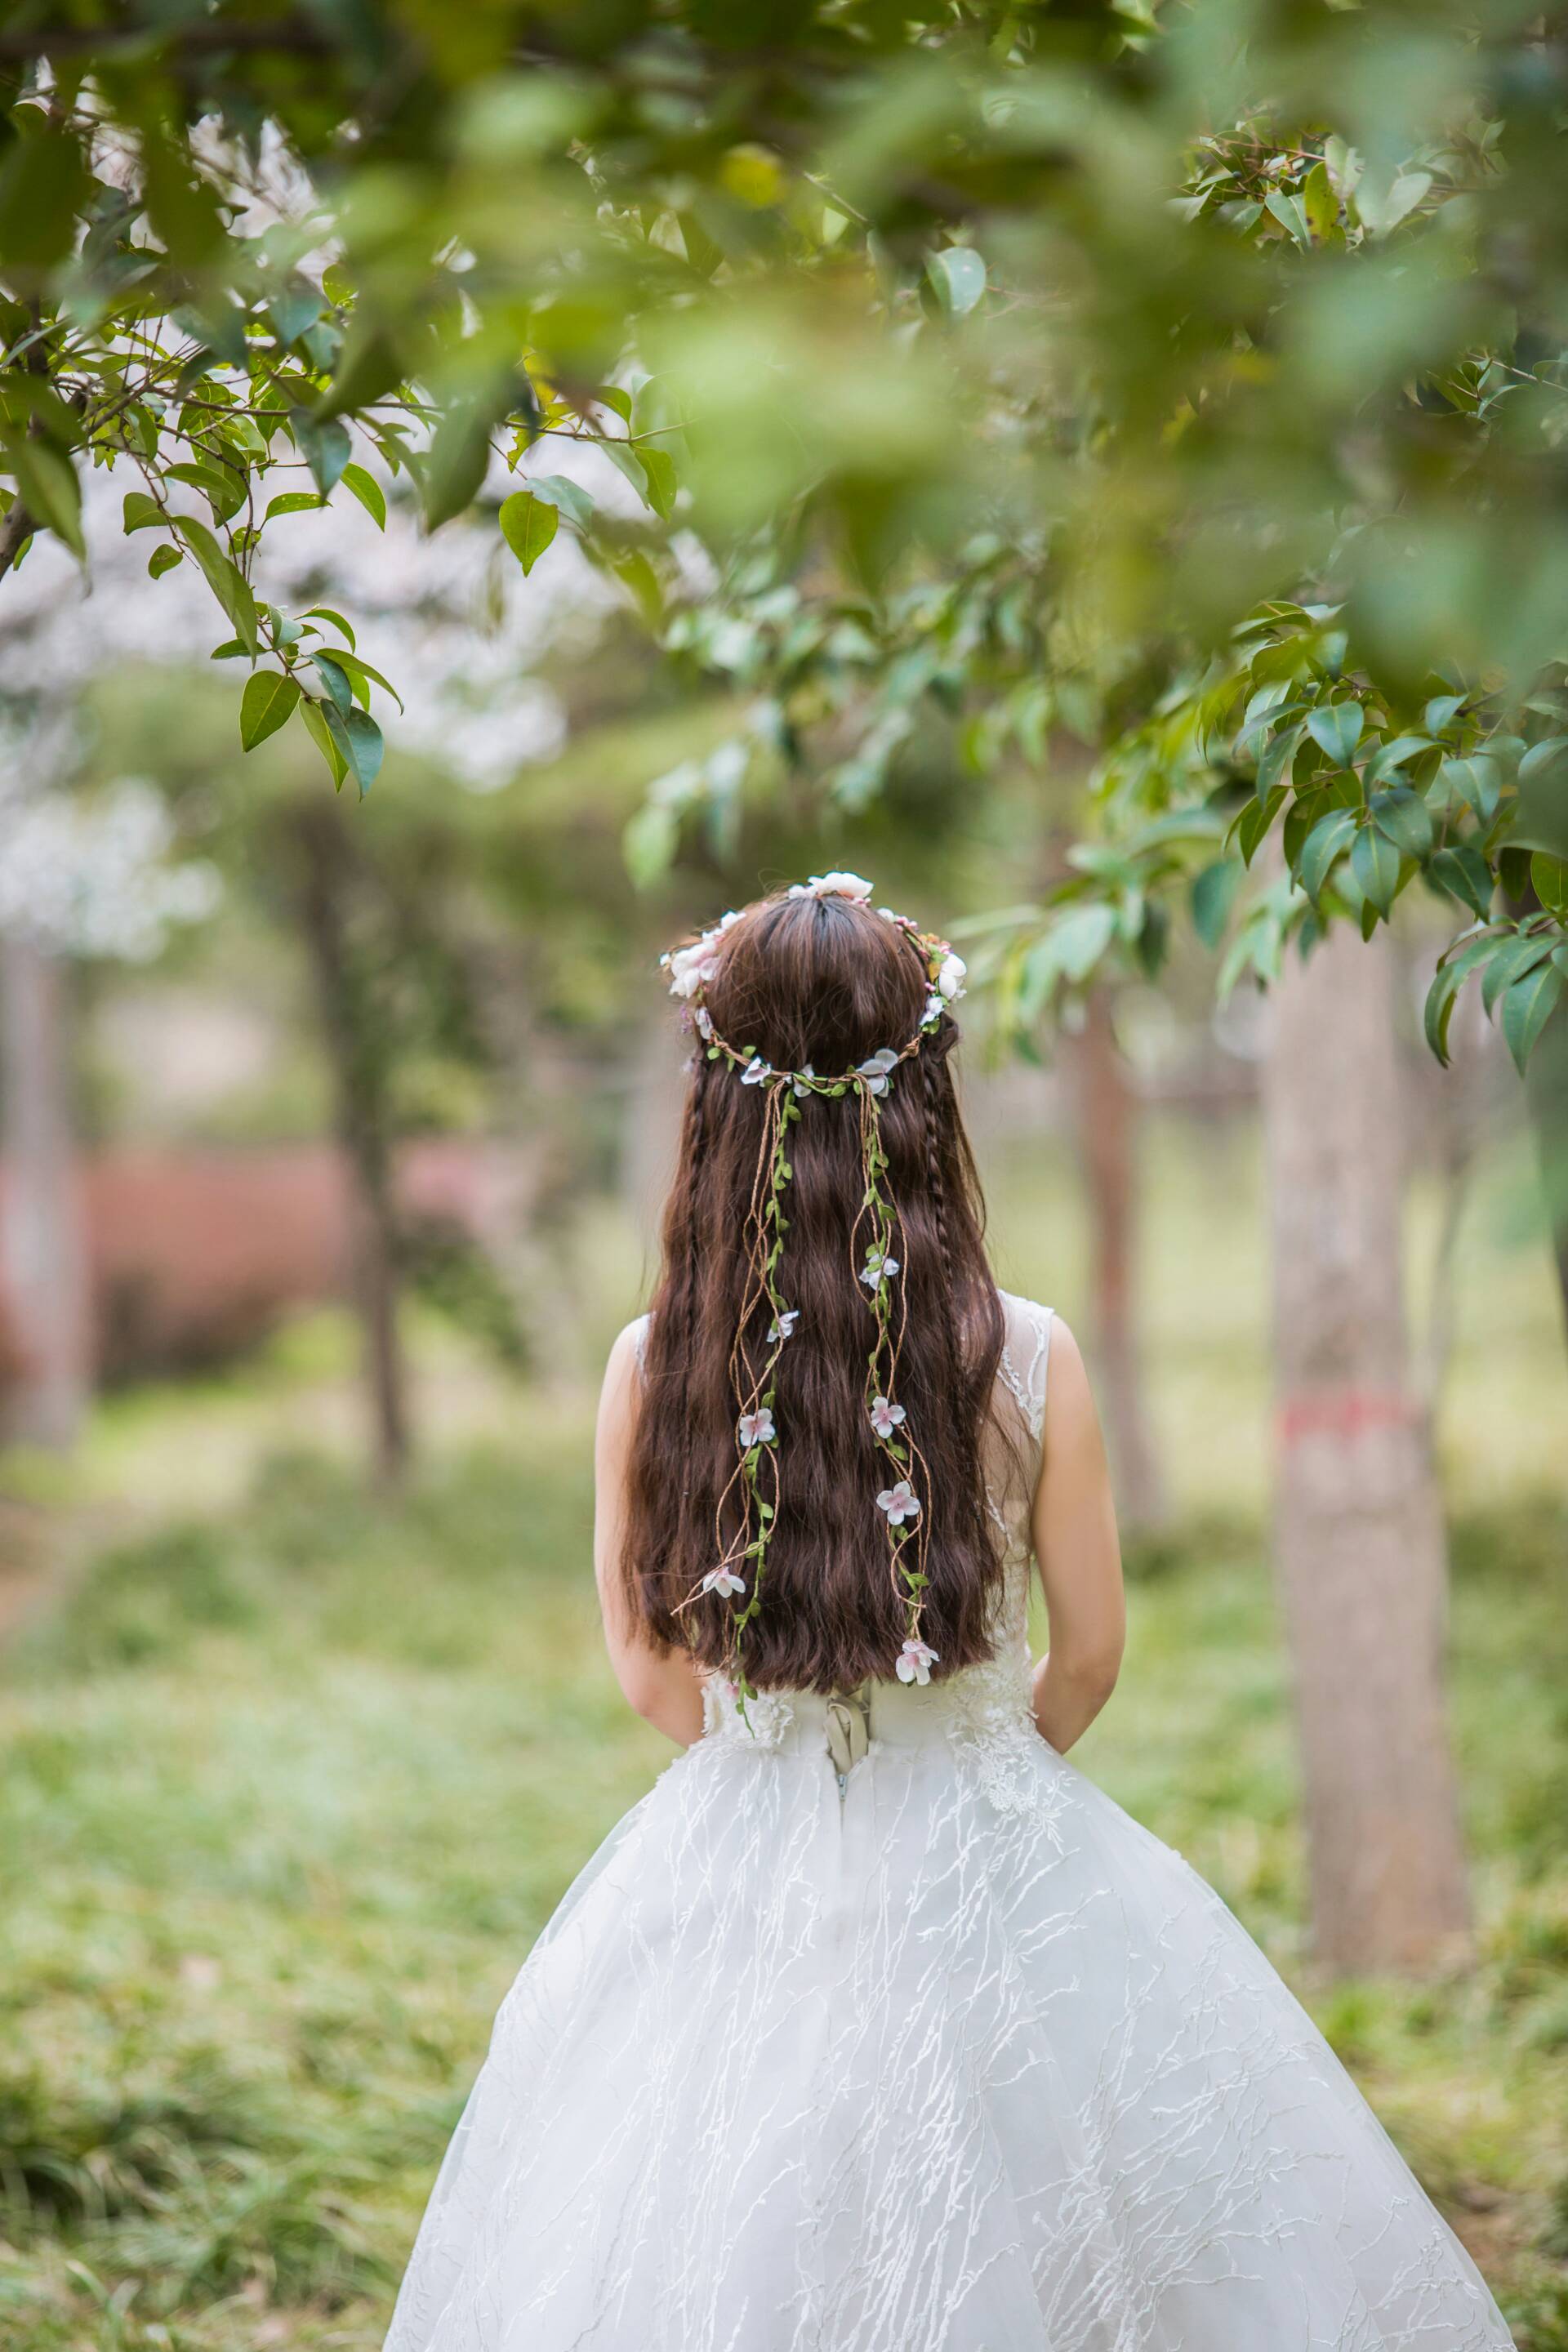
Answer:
[593, 1321, 706, 1748]
[1028, 1317, 1126, 1753]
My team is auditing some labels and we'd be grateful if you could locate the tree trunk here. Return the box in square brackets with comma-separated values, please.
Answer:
[1066, 989, 1169, 1530]
[1524, 995, 1568, 1348]
[292, 808, 410, 1490]
[0, 933, 90, 1447]
[1263, 925, 1470, 1975]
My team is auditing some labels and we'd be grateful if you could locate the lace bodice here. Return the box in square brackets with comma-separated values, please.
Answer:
[679, 1290, 1056, 1811]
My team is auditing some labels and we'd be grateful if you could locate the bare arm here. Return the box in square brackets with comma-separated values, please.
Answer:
[594, 1321, 706, 1748]
[1029, 1317, 1126, 1753]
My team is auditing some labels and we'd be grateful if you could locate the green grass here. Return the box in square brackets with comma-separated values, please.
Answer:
[2, 1108, 1566, 2348]
[1, 1441, 1565, 2350]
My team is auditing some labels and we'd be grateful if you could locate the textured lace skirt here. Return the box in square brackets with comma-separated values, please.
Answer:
[383, 1670, 1515, 2351]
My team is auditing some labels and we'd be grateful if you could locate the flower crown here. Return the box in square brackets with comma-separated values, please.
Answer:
[658, 873, 967, 1717]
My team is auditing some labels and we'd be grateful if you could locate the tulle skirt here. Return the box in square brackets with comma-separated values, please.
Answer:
[384, 1678, 1515, 2351]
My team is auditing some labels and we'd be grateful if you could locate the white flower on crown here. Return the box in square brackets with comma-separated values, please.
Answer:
[666, 942, 713, 1000]
[738, 1406, 776, 1448]
[791, 1062, 816, 1098]
[896, 1637, 939, 1685]
[937, 952, 967, 1002]
[741, 1056, 773, 1085]
[788, 872, 874, 901]
[695, 1006, 714, 1039]
[854, 1046, 901, 1095]
[869, 1395, 906, 1440]
[876, 1478, 920, 1526]
[860, 1247, 899, 1291]
[923, 991, 945, 1025]
[702, 1566, 746, 1599]
[768, 1309, 799, 1343]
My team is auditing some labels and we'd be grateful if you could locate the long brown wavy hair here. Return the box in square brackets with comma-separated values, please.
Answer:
[622, 887, 1009, 1694]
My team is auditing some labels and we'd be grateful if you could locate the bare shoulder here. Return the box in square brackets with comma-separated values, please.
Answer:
[597, 1316, 649, 1442]
[1040, 1317, 1104, 1446]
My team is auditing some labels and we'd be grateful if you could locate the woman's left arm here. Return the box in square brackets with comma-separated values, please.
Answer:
[594, 1322, 706, 1748]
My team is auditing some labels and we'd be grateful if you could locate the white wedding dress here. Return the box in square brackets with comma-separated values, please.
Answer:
[385, 1293, 1515, 2352]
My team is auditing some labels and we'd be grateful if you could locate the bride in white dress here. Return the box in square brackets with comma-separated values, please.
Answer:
[385, 875, 1514, 2352]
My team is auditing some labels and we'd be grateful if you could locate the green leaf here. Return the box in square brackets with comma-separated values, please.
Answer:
[263, 490, 326, 522]
[7, 436, 83, 557]
[925, 245, 987, 316]
[525, 474, 596, 532]
[147, 543, 183, 578]
[267, 284, 324, 349]
[1519, 734, 1568, 786]
[339, 462, 385, 529]
[1370, 786, 1433, 862]
[637, 445, 677, 521]
[1256, 720, 1304, 798]
[290, 409, 352, 496]
[323, 702, 384, 795]
[301, 606, 356, 651]
[1532, 853, 1568, 920]
[1305, 702, 1364, 768]
[1350, 821, 1401, 915]
[300, 695, 348, 789]
[1440, 755, 1501, 824]
[1428, 845, 1494, 921]
[1190, 858, 1242, 950]
[0, 127, 90, 271]
[1500, 960, 1566, 1076]
[499, 490, 559, 575]
[1263, 188, 1309, 246]
[1424, 694, 1467, 737]
[174, 515, 258, 653]
[122, 490, 165, 534]
[312, 654, 354, 712]
[1231, 783, 1288, 866]
[320, 647, 403, 712]
[1301, 162, 1339, 242]
[1364, 733, 1432, 786]
[1481, 931, 1557, 1018]
[421, 396, 496, 530]
[1423, 961, 1463, 1067]
[315, 323, 403, 421]
[612, 549, 662, 627]
[239, 670, 301, 751]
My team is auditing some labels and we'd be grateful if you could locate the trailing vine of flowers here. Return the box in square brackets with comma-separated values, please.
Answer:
[661, 874, 966, 1716]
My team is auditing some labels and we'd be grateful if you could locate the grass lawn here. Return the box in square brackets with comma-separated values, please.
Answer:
[2, 1113, 1566, 2349]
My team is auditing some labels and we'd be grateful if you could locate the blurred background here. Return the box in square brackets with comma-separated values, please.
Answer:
[0, 503, 1565, 2351]
[2, 2, 1568, 2345]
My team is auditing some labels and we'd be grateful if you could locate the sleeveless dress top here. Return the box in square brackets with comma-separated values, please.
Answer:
[384, 1290, 1515, 2352]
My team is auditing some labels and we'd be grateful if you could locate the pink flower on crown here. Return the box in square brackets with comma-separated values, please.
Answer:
[741, 1056, 773, 1085]
[876, 1478, 920, 1526]
[702, 1566, 746, 1599]
[869, 1395, 906, 1440]
[854, 1046, 901, 1095]
[896, 1637, 939, 1686]
[738, 1407, 776, 1448]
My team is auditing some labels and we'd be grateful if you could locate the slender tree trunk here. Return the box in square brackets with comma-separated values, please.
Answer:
[0, 932, 90, 1447]
[292, 809, 410, 1489]
[1066, 989, 1169, 1530]
[1263, 926, 1470, 1975]
[1524, 996, 1568, 1348]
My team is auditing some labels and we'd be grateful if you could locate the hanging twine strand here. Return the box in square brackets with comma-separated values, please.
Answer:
[660, 875, 967, 1716]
